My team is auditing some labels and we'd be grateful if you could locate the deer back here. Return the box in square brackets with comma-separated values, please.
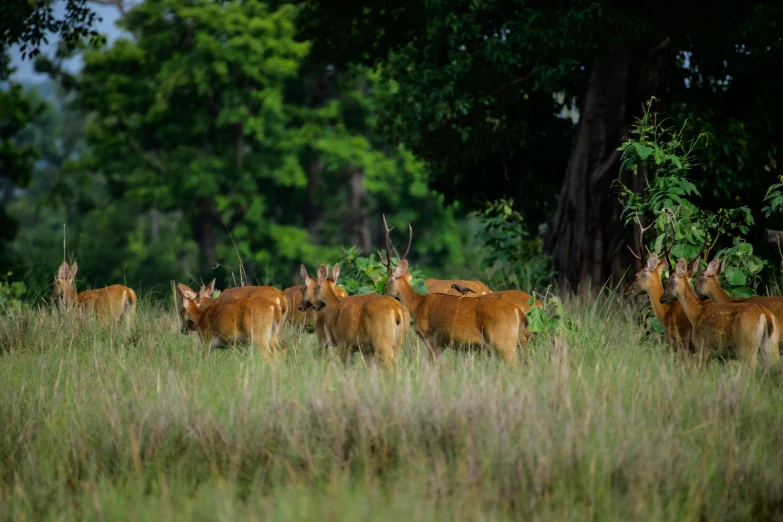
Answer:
[414, 293, 523, 346]
[475, 289, 542, 313]
[77, 285, 137, 321]
[424, 278, 492, 296]
[197, 297, 280, 345]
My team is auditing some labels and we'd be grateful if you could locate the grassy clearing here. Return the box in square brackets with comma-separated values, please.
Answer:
[2, 294, 783, 521]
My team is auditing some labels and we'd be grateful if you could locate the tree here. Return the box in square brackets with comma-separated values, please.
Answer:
[52, 0, 469, 287]
[297, 0, 783, 290]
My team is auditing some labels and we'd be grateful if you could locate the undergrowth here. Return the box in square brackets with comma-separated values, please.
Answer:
[1, 292, 783, 521]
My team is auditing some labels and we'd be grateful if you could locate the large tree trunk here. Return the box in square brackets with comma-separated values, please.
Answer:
[347, 168, 371, 252]
[543, 42, 669, 292]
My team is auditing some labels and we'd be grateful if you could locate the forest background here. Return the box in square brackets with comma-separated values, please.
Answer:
[2, 0, 782, 299]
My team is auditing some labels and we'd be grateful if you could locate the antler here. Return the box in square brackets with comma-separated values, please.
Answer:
[690, 227, 719, 267]
[378, 214, 413, 276]
[628, 211, 654, 261]
[378, 214, 396, 277]
[661, 214, 678, 269]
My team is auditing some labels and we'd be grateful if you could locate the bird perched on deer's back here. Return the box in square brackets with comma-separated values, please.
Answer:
[451, 284, 476, 296]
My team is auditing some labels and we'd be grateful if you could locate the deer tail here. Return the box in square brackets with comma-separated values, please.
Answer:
[517, 307, 531, 351]
[126, 288, 137, 315]
[761, 312, 780, 363]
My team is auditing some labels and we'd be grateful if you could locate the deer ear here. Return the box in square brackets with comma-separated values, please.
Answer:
[645, 253, 659, 271]
[68, 262, 78, 280]
[300, 264, 310, 283]
[330, 263, 340, 282]
[675, 258, 688, 276]
[177, 283, 197, 301]
[57, 262, 69, 280]
[718, 259, 726, 276]
[703, 258, 721, 277]
[197, 286, 208, 302]
[688, 259, 700, 278]
[204, 279, 216, 296]
[393, 259, 408, 277]
[317, 264, 328, 283]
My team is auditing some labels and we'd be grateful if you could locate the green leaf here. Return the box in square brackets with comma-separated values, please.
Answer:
[727, 286, 754, 298]
[723, 266, 747, 287]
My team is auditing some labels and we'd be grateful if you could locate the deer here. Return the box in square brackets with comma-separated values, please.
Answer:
[51, 261, 137, 325]
[176, 285, 281, 358]
[625, 217, 694, 353]
[303, 263, 410, 372]
[424, 278, 493, 296]
[284, 266, 348, 333]
[176, 279, 288, 351]
[426, 276, 542, 311]
[694, 257, 783, 352]
[474, 290, 543, 314]
[381, 216, 527, 364]
[660, 257, 779, 367]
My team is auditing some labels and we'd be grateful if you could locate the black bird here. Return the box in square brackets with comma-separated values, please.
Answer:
[451, 284, 476, 296]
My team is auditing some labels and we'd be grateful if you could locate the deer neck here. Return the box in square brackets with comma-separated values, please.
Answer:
[706, 277, 732, 303]
[675, 280, 704, 326]
[187, 302, 207, 327]
[396, 277, 423, 316]
[643, 275, 670, 325]
[320, 281, 344, 308]
[62, 284, 78, 306]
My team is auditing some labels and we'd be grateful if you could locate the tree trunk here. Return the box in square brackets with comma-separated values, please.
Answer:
[196, 198, 216, 270]
[347, 168, 371, 252]
[543, 42, 669, 292]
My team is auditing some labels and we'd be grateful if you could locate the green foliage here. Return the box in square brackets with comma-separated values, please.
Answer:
[469, 198, 552, 291]
[0, 272, 26, 312]
[299, 0, 783, 235]
[616, 98, 765, 295]
[524, 290, 563, 334]
[762, 175, 783, 218]
[335, 246, 427, 296]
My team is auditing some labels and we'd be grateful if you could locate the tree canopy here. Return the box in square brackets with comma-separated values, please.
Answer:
[298, 0, 783, 288]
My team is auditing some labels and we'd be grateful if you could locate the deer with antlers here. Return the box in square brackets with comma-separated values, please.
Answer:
[626, 215, 695, 353]
[381, 216, 528, 364]
[299, 259, 409, 372]
[660, 229, 779, 366]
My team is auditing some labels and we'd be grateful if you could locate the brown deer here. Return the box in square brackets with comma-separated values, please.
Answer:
[381, 216, 527, 364]
[424, 278, 492, 296]
[51, 261, 137, 325]
[474, 290, 543, 314]
[625, 217, 694, 353]
[660, 258, 779, 367]
[177, 279, 288, 351]
[284, 265, 348, 333]
[695, 258, 783, 349]
[177, 285, 280, 358]
[305, 263, 409, 372]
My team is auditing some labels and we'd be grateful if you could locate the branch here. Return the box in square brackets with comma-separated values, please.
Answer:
[765, 229, 783, 245]
[650, 36, 670, 54]
[490, 58, 541, 96]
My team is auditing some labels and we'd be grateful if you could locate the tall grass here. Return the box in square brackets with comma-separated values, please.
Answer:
[2, 293, 783, 521]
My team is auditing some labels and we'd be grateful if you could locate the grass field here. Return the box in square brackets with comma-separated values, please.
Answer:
[2, 292, 783, 521]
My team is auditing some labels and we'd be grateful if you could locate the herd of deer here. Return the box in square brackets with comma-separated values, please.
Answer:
[50, 217, 542, 370]
[627, 219, 781, 368]
[48, 214, 783, 370]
